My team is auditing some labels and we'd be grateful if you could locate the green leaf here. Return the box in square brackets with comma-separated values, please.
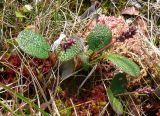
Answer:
[107, 54, 140, 77]
[110, 73, 128, 94]
[87, 24, 112, 51]
[15, 11, 26, 18]
[59, 43, 80, 62]
[107, 88, 123, 115]
[0, 83, 49, 116]
[52, 12, 63, 21]
[79, 53, 90, 71]
[59, 39, 82, 62]
[17, 30, 50, 59]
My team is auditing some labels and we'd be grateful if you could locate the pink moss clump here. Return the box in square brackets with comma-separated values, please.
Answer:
[80, 15, 129, 39]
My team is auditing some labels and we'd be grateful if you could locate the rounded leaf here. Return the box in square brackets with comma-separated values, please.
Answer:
[87, 24, 112, 51]
[110, 73, 128, 94]
[17, 30, 50, 59]
[59, 40, 81, 62]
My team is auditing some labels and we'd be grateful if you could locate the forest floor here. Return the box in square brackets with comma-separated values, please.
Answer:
[0, 0, 160, 116]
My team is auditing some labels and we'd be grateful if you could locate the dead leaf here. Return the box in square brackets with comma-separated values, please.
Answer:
[128, 0, 142, 9]
[74, 56, 82, 70]
[61, 60, 74, 79]
[121, 7, 139, 16]
[80, 1, 101, 20]
[40, 101, 51, 110]
[49, 52, 58, 66]
[23, 4, 33, 12]
[25, 25, 37, 32]
[134, 18, 148, 36]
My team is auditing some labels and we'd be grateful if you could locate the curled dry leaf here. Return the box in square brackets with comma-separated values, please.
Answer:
[128, 0, 142, 9]
[134, 18, 148, 36]
[25, 25, 38, 32]
[80, 1, 101, 20]
[121, 7, 139, 16]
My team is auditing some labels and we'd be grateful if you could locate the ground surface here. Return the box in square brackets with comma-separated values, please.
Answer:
[0, 0, 160, 116]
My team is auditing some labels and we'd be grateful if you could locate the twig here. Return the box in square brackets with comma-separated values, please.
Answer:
[90, 39, 116, 60]
[78, 64, 97, 93]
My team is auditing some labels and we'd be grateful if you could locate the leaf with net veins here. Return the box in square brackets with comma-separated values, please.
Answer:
[59, 39, 82, 62]
[107, 88, 123, 115]
[17, 30, 50, 59]
[87, 24, 112, 51]
[110, 73, 128, 94]
[107, 53, 140, 77]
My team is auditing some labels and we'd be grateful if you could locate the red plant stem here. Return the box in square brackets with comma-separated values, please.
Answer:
[48, 52, 58, 65]
[95, 39, 116, 54]
[90, 39, 116, 60]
